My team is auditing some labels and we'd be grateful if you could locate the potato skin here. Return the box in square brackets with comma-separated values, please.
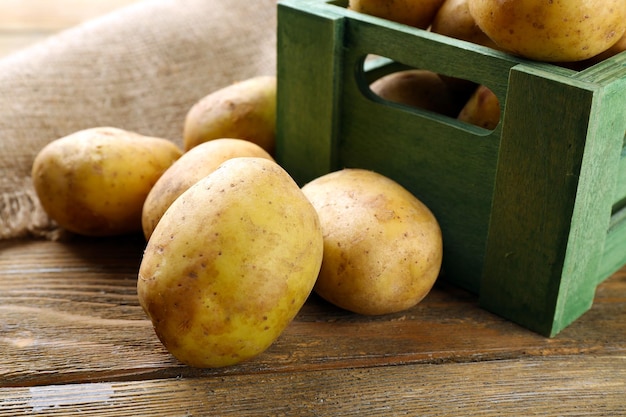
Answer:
[302, 169, 443, 315]
[31, 127, 182, 236]
[457, 84, 500, 130]
[370, 69, 468, 118]
[141, 138, 274, 240]
[137, 157, 323, 368]
[430, 0, 498, 49]
[183, 76, 276, 154]
[349, 0, 445, 29]
[468, 0, 626, 62]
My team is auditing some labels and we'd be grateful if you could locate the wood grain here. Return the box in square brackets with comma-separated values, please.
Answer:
[1, 237, 625, 389]
[0, 355, 624, 416]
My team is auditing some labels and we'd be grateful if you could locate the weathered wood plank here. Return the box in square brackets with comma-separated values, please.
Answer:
[1, 237, 625, 387]
[0, 355, 624, 416]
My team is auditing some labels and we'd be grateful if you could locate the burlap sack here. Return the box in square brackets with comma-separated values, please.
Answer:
[0, 0, 277, 240]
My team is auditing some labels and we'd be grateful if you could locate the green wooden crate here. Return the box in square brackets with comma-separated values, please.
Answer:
[275, 0, 626, 336]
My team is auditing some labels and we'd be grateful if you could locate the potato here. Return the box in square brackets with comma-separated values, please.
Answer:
[141, 138, 274, 240]
[591, 31, 626, 63]
[349, 0, 445, 29]
[457, 84, 500, 130]
[137, 157, 324, 368]
[430, 0, 498, 50]
[429, 0, 499, 95]
[31, 127, 182, 236]
[369, 69, 467, 118]
[183, 75, 276, 154]
[570, 31, 626, 69]
[301, 169, 443, 315]
[468, 0, 626, 62]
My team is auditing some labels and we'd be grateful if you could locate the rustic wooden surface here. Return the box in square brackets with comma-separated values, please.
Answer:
[1, 1, 626, 415]
[1, 235, 625, 416]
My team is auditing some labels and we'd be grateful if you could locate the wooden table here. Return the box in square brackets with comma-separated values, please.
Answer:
[1, 1, 625, 415]
[1, 235, 625, 415]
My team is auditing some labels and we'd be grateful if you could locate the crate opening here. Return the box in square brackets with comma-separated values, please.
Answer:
[359, 54, 501, 133]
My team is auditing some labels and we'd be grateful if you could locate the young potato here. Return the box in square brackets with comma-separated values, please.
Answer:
[468, 0, 626, 62]
[31, 127, 182, 236]
[183, 75, 276, 154]
[138, 157, 324, 368]
[457, 84, 500, 130]
[369, 69, 468, 118]
[349, 0, 445, 29]
[570, 31, 626, 69]
[141, 138, 274, 240]
[302, 168, 443, 316]
[430, 0, 498, 49]
[430, 0, 499, 94]
[590, 32, 626, 63]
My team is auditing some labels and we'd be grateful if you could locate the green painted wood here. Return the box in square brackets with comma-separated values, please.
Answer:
[276, 0, 626, 336]
[480, 66, 625, 336]
[615, 149, 626, 203]
[578, 53, 626, 286]
[276, 1, 345, 185]
[600, 207, 626, 283]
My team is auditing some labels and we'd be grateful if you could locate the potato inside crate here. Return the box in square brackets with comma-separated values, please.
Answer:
[276, 0, 626, 336]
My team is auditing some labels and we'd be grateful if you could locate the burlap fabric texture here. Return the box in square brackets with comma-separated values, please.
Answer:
[0, 0, 277, 240]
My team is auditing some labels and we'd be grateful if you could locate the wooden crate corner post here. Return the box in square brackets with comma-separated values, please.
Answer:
[276, 0, 345, 186]
[480, 63, 626, 337]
